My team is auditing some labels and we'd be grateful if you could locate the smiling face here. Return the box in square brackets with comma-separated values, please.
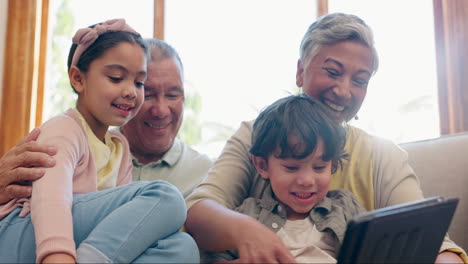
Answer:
[296, 40, 374, 122]
[122, 58, 184, 164]
[71, 42, 147, 141]
[253, 138, 331, 220]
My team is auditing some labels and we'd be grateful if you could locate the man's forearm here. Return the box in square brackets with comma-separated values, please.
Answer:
[0, 193, 10, 205]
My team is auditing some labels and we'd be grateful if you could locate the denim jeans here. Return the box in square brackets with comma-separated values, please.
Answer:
[0, 181, 200, 263]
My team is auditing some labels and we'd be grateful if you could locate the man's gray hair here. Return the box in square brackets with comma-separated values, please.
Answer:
[299, 13, 379, 73]
[144, 38, 184, 76]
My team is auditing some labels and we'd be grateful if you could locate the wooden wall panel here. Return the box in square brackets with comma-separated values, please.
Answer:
[35, 0, 49, 127]
[154, 0, 165, 39]
[0, 0, 47, 156]
[433, 0, 468, 134]
[317, 0, 328, 17]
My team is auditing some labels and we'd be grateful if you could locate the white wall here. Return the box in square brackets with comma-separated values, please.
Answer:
[0, 0, 8, 110]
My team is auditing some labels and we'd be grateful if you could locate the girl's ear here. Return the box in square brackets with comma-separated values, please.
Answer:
[296, 59, 304, 88]
[252, 155, 269, 180]
[69, 66, 85, 93]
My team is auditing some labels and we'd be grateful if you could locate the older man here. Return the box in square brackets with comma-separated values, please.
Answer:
[122, 38, 213, 197]
[0, 38, 212, 202]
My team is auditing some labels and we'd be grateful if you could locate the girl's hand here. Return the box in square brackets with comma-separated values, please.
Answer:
[0, 128, 56, 204]
[42, 253, 75, 264]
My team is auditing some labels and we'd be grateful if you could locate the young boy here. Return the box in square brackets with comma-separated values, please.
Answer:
[203, 95, 366, 263]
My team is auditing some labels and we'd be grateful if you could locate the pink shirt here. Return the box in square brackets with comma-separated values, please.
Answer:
[0, 109, 132, 262]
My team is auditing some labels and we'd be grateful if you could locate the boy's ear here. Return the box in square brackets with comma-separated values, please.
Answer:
[252, 155, 269, 180]
[69, 66, 85, 93]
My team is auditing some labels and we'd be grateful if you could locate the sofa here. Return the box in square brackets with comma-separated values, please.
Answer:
[400, 132, 468, 252]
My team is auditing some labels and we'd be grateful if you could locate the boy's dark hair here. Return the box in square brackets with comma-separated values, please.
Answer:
[250, 95, 347, 173]
[67, 23, 149, 92]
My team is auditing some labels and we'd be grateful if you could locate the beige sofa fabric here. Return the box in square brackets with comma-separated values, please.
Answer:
[401, 132, 468, 251]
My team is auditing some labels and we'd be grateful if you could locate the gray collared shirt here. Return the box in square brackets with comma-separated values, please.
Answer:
[236, 187, 366, 244]
[203, 187, 366, 262]
[131, 138, 214, 197]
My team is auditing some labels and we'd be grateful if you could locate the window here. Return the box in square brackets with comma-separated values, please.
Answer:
[3, 0, 467, 157]
[165, 0, 317, 158]
[43, 0, 154, 120]
[44, 0, 442, 157]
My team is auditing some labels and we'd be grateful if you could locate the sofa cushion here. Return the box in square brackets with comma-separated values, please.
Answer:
[401, 132, 468, 251]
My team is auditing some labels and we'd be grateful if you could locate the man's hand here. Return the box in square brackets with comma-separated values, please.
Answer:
[0, 128, 56, 204]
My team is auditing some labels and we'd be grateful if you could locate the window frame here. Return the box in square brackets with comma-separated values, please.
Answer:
[1, 0, 466, 156]
[0, 0, 49, 155]
[433, 0, 468, 134]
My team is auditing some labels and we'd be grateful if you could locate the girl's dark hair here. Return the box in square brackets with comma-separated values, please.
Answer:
[250, 95, 347, 173]
[67, 23, 149, 92]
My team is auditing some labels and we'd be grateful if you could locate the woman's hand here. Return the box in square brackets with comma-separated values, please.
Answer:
[186, 200, 296, 264]
[0, 128, 56, 204]
[435, 251, 464, 263]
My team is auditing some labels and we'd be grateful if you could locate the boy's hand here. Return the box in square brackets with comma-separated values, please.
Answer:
[0, 128, 56, 204]
[229, 216, 296, 263]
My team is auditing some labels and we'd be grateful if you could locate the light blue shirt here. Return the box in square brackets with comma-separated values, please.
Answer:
[131, 138, 214, 198]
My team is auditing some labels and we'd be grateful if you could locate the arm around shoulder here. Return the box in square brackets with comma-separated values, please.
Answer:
[0, 128, 57, 204]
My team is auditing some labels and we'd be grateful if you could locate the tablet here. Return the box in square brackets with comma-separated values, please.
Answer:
[337, 196, 459, 264]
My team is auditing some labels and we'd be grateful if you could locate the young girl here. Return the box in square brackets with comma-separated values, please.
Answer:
[0, 19, 199, 263]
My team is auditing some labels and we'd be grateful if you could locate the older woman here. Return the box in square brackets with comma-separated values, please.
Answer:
[184, 13, 466, 263]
